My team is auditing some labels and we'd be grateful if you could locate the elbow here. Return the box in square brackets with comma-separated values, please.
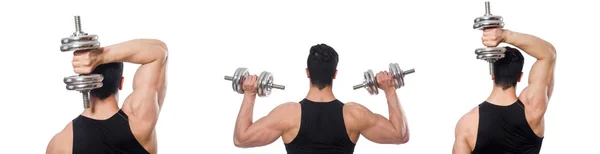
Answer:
[144, 39, 169, 62]
[546, 42, 557, 60]
[399, 132, 410, 144]
[155, 39, 169, 62]
[233, 136, 250, 148]
[391, 131, 410, 144]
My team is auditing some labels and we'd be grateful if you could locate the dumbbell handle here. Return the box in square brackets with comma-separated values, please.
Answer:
[485, 1, 491, 15]
[224, 75, 285, 90]
[353, 83, 367, 90]
[81, 90, 91, 108]
[352, 69, 415, 90]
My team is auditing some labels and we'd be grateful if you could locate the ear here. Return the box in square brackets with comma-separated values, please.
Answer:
[119, 77, 124, 90]
[517, 72, 523, 82]
[491, 75, 495, 80]
[333, 70, 337, 79]
[305, 68, 310, 78]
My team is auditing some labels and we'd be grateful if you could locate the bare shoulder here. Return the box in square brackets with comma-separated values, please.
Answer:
[456, 106, 479, 135]
[46, 122, 73, 154]
[344, 102, 369, 112]
[343, 102, 374, 131]
[270, 102, 301, 130]
[271, 102, 301, 116]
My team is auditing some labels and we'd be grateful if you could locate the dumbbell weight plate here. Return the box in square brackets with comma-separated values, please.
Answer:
[257, 71, 274, 97]
[60, 35, 101, 52]
[61, 35, 99, 44]
[64, 74, 104, 91]
[475, 47, 506, 62]
[231, 68, 249, 94]
[389, 63, 405, 89]
[473, 15, 504, 30]
[364, 70, 378, 95]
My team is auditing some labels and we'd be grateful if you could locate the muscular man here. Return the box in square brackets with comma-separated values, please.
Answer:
[453, 28, 556, 154]
[233, 44, 410, 154]
[46, 39, 169, 154]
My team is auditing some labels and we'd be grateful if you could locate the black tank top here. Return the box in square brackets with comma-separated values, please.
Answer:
[472, 100, 544, 154]
[284, 99, 356, 154]
[72, 109, 150, 154]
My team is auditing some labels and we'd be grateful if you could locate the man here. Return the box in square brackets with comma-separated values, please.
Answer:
[233, 44, 410, 154]
[46, 39, 169, 154]
[452, 28, 556, 154]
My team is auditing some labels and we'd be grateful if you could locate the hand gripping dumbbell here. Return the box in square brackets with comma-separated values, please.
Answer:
[60, 16, 103, 109]
[223, 67, 285, 97]
[352, 63, 415, 95]
[473, 1, 507, 75]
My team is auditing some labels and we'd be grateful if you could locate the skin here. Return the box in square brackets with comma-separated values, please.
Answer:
[45, 39, 169, 154]
[233, 68, 410, 148]
[452, 29, 556, 154]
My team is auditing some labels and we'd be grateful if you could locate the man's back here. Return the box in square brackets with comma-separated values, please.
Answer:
[284, 99, 356, 154]
[71, 110, 151, 154]
[46, 108, 156, 154]
[471, 100, 543, 154]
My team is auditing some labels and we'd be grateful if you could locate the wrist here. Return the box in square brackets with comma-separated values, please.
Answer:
[502, 29, 514, 44]
[99, 47, 111, 64]
[383, 89, 397, 96]
[243, 93, 257, 101]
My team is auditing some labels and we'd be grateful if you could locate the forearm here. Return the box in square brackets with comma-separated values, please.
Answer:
[384, 90, 409, 140]
[101, 39, 168, 65]
[234, 94, 257, 143]
[504, 30, 556, 60]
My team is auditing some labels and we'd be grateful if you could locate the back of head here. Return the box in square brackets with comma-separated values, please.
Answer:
[90, 62, 124, 100]
[307, 44, 339, 90]
[493, 47, 524, 90]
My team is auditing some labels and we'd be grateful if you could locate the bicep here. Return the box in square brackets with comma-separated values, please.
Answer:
[236, 113, 285, 147]
[359, 113, 401, 144]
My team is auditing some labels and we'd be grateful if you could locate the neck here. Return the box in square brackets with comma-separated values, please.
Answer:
[81, 95, 120, 120]
[486, 85, 519, 106]
[305, 85, 336, 103]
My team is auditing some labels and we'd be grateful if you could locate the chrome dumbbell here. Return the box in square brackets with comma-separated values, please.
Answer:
[60, 16, 103, 109]
[353, 63, 415, 95]
[473, 1, 507, 75]
[224, 67, 285, 97]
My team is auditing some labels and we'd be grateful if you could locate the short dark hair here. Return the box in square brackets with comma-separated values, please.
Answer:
[493, 47, 524, 90]
[90, 62, 124, 100]
[307, 44, 339, 90]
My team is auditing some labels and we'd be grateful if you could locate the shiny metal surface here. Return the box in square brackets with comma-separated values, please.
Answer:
[224, 67, 285, 97]
[473, 1, 506, 75]
[354, 63, 415, 95]
[60, 16, 101, 52]
[63, 74, 103, 109]
[61, 16, 103, 108]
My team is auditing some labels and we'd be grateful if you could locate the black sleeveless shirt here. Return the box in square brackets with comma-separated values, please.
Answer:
[284, 99, 356, 154]
[472, 100, 544, 154]
[72, 109, 150, 154]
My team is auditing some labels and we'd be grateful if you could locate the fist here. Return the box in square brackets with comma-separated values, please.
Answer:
[376, 71, 395, 92]
[242, 75, 258, 95]
[482, 28, 506, 47]
[72, 49, 103, 74]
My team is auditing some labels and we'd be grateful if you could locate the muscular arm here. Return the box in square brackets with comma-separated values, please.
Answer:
[233, 95, 295, 148]
[504, 30, 556, 119]
[101, 39, 169, 121]
[452, 109, 477, 154]
[348, 91, 409, 144]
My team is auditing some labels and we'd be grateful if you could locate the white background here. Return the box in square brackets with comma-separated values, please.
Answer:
[0, 0, 598, 153]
